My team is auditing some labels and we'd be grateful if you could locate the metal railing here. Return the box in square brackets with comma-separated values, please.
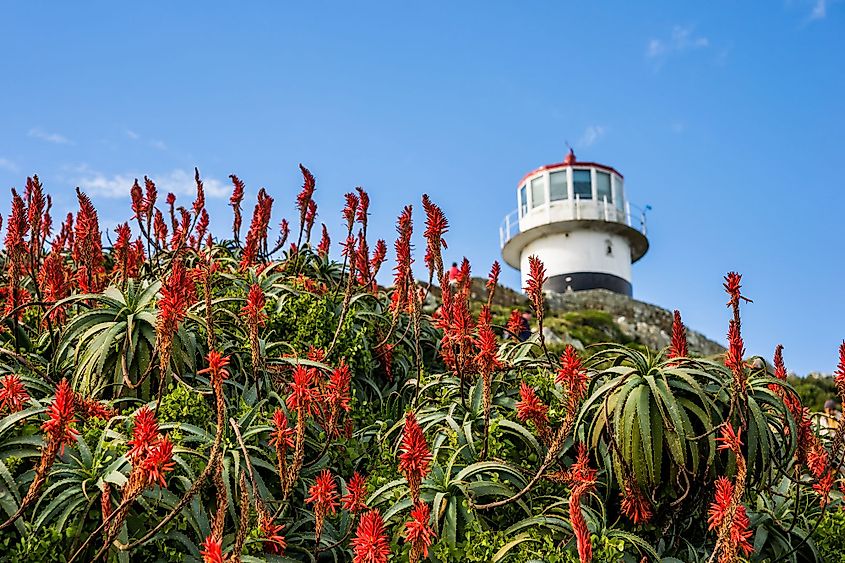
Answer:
[499, 197, 649, 249]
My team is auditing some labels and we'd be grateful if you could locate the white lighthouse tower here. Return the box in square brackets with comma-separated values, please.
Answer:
[500, 149, 649, 296]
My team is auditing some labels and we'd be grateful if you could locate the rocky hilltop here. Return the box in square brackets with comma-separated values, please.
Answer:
[455, 278, 725, 357]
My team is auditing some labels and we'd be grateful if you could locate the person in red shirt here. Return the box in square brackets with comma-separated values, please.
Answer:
[448, 262, 460, 285]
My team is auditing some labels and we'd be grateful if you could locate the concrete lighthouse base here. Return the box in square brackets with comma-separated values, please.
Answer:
[547, 271, 632, 296]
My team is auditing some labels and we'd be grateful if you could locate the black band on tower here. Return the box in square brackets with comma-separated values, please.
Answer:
[547, 272, 632, 296]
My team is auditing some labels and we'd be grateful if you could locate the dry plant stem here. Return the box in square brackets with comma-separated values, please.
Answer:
[231, 473, 250, 562]
[283, 408, 307, 502]
[327, 258, 357, 355]
[480, 370, 493, 460]
[211, 462, 227, 541]
[411, 292, 424, 406]
[0, 438, 60, 529]
[67, 495, 141, 563]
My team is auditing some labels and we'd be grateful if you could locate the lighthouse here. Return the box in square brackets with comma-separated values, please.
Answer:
[500, 150, 649, 296]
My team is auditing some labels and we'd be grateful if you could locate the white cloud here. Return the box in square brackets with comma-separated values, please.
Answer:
[646, 25, 709, 63]
[73, 167, 229, 200]
[149, 139, 167, 150]
[125, 129, 140, 140]
[0, 157, 18, 173]
[809, 0, 826, 19]
[578, 125, 606, 148]
[28, 127, 72, 145]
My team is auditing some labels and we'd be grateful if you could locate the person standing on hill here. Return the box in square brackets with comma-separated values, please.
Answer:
[820, 399, 842, 437]
[448, 262, 460, 286]
[518, 311, 533, 342]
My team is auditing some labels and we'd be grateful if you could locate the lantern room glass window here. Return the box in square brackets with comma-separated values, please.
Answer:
[614, 178, 625, 211]
[530, 176, 546, 208]
[519, 185, 527, 216]
[596, 172, 612, 203]
[549, 170, 568, 201]
[573, 169, 592, 200]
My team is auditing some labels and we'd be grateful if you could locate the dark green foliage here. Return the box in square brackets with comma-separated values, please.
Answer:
[158, 382, 213, 430]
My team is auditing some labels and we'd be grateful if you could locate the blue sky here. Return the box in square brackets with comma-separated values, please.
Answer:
[1, 2, 843, 375]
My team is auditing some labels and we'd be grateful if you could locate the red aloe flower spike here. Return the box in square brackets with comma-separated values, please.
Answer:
[813, 469, 835, 508]
[41, 194, 52, 242]
[390, 206, 414, 314]
[343, 192, 360, 232]
[269, 408, 295, 449]
[200, 535, 224, 563]
[0, 374, 29, 413]
[304, 199, 317, 242]
[717, 423, 743, 455]
[286, 365, 319, 416]
[620, 482, 653, 525]
[506, 309, 523, 339]
[525, 255, 547, 318]
[41, 379, 78, 454]
[708, 477, 734, 530]
[486, 260, 500, 307]
[405, 501, 435, 562]
[127, 406, 160, 463]
[242, 284, 267, 327]
[351, 509, 391, 563]
[141, 434, 175, 487]
[668, 309, 688, 360]
[773, 344, 787, 380]
[515, 381, 550, 436]
[834, 341, 845, 401]
[421, 194, 449, 282]
[197, 350, 231, 388]
[556, 345, 588, 429]
[144, 176, 158, 215]
[259, 508, 287, 554]
[341, 472, 368, 513]
[38, 251, 70, 324]
[192, 167, 205, 215]
[806, 443, 829, 478]
[166, 192, 177, 231]
[240, 188, 274, 270]
[72, 188, 105, 293]
[295, 164, 316, 246]
[306, 469, 339, 543]
[355, 187, 370, 230]
[153, 209, 168, 248]
[327, 360, 352, 414]
[228, 174, 245, 243]
[194, 209, 210, 249]
[369, 239, 387, 283]
[76, 395, 116, 420]
[398, 411, 432, 502]
[731, 504, 754, 557]
[724, 272, 751, 310]
[475, 307, 501, 375]
[566, 444, 596, 563]
[317, 224, 330, 258]
[130, 179, 146, 219]
[724, 319, 746, 386]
